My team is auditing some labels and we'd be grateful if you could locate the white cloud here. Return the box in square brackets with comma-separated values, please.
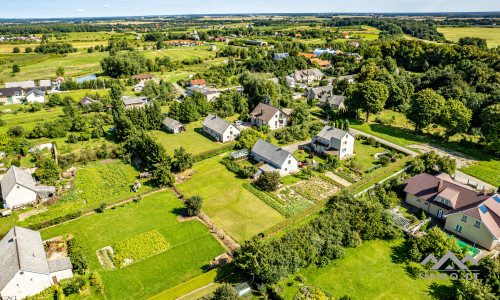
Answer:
[122, 6, 127, 9]
[103, 4, 110, 7]
[77, 8, 84, 12]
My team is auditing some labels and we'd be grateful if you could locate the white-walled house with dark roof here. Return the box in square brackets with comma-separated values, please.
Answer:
[311, 125, 354, 159]
[249, 103, 289, 130]
[0, 227, 73, 299]
[202, 114, 240, 143]
[251, 139, 299, 176]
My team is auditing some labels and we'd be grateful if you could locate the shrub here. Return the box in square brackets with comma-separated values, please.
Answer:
[213, 283, 237, 300]
[98, 203, 107, 213]
[185, 195, 203, 216]
[256, 171, 281, 192]
[10, 159, 21, 167]
[67, 238, 89, 274]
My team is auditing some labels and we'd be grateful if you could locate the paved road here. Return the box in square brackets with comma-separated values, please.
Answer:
[282, 139, 311, 153]
[349, 128, 419, 157]
[172, 83, 186, 97]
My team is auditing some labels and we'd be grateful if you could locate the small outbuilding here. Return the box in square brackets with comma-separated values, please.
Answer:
[162, 117, 186, 134]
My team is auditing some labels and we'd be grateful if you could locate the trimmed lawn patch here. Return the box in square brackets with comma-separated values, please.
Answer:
[280, 239, 450, 299]
[40, 190, 225, 300]
[177, 156, 285, 243]
[113, 231, 170, 268]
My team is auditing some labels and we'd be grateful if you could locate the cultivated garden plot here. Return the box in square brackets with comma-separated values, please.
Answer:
[97, 231, 171, 270]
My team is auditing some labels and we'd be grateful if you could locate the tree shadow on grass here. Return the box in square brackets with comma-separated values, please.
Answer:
[428, 281, 454, 299]
[390, 238, 410, 264]
[171, 207, 185, 216]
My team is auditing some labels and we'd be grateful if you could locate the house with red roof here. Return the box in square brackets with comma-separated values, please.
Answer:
[189, 79, 207, 87]
[404, 173, 500, 250]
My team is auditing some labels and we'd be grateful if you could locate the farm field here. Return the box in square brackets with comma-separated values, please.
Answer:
[152, 115, 240, 156]
[40, 190, 226, 300]
[437, 26, 500, 48]
[176, 156, 286, 243]
[280, 239, 451, 299]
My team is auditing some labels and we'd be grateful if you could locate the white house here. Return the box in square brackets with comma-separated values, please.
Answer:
[311, 126, 354, 159]
[1, 166, 55, 209]
[0, 87, 24, 105]
[0, 227, 73, 300]
[25, 89, 46, 104]
[251, 139, 299, 176]
[291, 68, 323, 84]
[202, 114, 240, 143]
[250, 103, 289, 130]
[133, 81, 145, 92]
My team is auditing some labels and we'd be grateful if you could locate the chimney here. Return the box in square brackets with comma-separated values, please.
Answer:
[261, 108, 265, 115]
[437, 179, 444, 193]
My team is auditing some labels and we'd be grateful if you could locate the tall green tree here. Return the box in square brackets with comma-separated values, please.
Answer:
[441, 98, 472, 138]
[407, 89, 445, 134]
[481, 104, 500, 154]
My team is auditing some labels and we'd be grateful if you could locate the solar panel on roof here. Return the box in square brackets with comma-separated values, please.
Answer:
[494, 195, 500, 203]
[479, 205, 488, 214]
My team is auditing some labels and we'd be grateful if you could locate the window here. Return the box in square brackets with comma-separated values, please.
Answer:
[288, 160, 291, 164]
[342, 148, 346, 153]
[416, 199, 421, 202]
[424, 202, 429, 206]
[461, 215, 467, 222]
[455, 224, 463, 232]
[474, 221, 481, 228]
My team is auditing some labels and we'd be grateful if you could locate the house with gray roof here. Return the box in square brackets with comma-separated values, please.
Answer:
[250, 102, 289, 130]
[251, 139, 298, 176]
[25, 89, 46, 104]
[79, 96, 100, 106]
[162, 117, 186, 134]
[186, 86, 220, 102]
[122, 96, 147, 109]
[311, 125, 354, 159]
[305, 85, 333, 99]
[5, 80, 36, 91]
[202, 114, 240, 143]
[0, 226, 73, 299]
[38, 79, 52, 91]
[1, 166, 56, 209]
[319, 93, 345, 110]
[291, 68, 323, 84]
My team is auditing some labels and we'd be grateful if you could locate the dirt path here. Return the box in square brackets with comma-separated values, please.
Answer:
[324, 172, 352, 187]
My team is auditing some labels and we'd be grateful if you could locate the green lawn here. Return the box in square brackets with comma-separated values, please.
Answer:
[176, 156, 285, 243]
[280, 239, 451, 299]
[40, 190, 225, 300]
[437, 26, 500, 48]
[353, 139, 389, 172]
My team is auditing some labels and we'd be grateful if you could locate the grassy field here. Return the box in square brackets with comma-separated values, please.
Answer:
[40, 190, 226, 300]
[176, 156, 286, 243]
[438, 26, 500, 48]
[152, 115, 239, 156]
[349, 110, 500, 186]
[280, 239, 451, 299]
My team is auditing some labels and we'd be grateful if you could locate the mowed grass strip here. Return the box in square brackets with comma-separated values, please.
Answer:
[41, 190, 225, 300]
[280, 239, 450, 299]
[177, 156, 286, 243]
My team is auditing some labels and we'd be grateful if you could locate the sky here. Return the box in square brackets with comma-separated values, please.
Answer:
[1, 0, 499, 19]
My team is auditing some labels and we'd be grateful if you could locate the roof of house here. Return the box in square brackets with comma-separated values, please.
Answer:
[38, 79, 51, 87]
[316, 125, 351, 141]
[251, 139, 296, 168]
[1, 166, 37, 200]
[306, 85, 333, 97]
[0, 87, 23, 97]
[404, 173, 500, 238]
[202, 114, 236, 135]
[131, 74, 154, 80]
[348, 41, 359, 46]
[79, 96, 98, 105]
[0, 227, 50, 291]
[292, 68, 323, 80]
[134, 81, 145, 88]
[320, 93, 345, 106]
[48, 257, 73, 273]
[189, 79, 207, 86]
[122, 97, 145, 106]
[5, 80, 36, 89]
[26, 89, 45, 97]
[273, 53, 289, 60]
[250, 103, 283, 123]
[162, 117, 184, 129]
[298, 52, 317, 59]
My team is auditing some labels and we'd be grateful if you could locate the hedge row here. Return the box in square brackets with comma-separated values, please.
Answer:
[243, 183, 292, 218]
[193, 143, 236, 163]
[149, 264, 235, 300]
[25, 211, 83, 231]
